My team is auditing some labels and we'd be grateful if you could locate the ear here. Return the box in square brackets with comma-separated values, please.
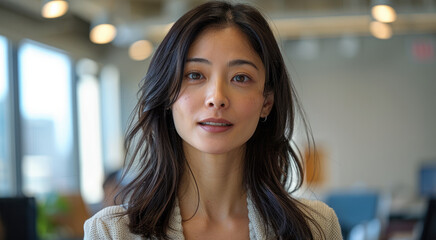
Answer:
[261, 92, 274, 118]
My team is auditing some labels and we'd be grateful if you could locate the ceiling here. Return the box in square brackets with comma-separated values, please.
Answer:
[1, 0, 436, 48]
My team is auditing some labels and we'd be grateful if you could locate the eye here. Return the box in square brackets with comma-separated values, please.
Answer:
[232, 74, 251, 83]
[186, 72, 204, 80]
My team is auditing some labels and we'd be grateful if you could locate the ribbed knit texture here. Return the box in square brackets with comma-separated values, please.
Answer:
[84, 196, 342, 239]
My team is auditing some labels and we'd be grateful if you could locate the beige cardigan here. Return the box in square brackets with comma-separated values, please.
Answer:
[84, 196, 342, 239]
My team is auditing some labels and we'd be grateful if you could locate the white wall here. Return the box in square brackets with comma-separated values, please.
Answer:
[285, 34, 436, 195]
[102, 47, 150, 134]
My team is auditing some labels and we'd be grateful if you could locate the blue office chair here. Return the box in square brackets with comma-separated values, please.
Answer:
[325, 190, 379, 240]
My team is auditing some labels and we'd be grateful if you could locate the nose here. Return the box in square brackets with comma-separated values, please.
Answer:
[205, 77, 229, 109]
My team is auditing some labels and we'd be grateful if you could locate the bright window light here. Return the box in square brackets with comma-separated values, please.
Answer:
[18, 40, 76, 195]
[77, 73, 104, 204]
[0, 35, 13, 196]
[100, 65, 124, 171]
[0, 36, 7, 100]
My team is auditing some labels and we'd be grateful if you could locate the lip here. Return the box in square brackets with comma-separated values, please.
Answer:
[198, 118, 233, 133]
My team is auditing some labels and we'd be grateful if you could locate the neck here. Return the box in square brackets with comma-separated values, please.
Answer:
[178, 144, 247, 221]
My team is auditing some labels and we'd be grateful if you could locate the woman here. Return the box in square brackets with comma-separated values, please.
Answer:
[84, 1, 342, 239]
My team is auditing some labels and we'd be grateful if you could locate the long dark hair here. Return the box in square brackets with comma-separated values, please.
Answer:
[120, 1, 324, 239]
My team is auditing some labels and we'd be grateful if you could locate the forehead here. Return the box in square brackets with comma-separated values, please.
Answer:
[186, 26, 263, 66]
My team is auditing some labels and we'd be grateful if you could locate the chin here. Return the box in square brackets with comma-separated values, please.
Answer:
[193, 142, 246, 156]
[197, 147, 235, 155]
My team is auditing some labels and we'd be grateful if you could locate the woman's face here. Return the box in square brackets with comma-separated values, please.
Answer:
[172, 26, 274, 156]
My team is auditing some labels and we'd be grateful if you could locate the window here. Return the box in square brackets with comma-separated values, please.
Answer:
[18, 40, 77, 196]
[76, 58, 104, 204]
[0, 35, 13, 196]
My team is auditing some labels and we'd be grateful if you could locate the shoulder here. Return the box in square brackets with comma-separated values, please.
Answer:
[297, 199, 343, 240]
[83, 205, 143, 240]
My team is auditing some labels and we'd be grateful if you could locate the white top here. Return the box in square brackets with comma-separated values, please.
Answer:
[84, 196, 342, 239]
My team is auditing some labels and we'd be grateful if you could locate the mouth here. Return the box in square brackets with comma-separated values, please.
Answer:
[198, 118, 233, 127]
[199, 122, 233, 126]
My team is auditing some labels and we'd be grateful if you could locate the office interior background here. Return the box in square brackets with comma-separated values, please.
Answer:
[0, 0, 435, 239]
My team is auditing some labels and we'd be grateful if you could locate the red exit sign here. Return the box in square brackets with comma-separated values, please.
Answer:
[411, 39, 434, 62]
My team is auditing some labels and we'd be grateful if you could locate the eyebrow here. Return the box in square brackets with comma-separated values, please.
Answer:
[186, 58, 211, 64]
[186, 58, 259, 70]
[228, 59, 258, 70]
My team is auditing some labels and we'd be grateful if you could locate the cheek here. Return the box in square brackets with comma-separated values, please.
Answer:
[172, 92, 197, 126]
[237, 95, 264, 122]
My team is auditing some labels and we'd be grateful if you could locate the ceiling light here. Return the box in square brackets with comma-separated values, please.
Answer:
[369, 21, 393, 39]
[371, 0, 397, 23]
[129, 40, 153, 61]
[371, 5, 397, 23]
[90, 14, 117, 44]
[41, 0, 68, 19]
